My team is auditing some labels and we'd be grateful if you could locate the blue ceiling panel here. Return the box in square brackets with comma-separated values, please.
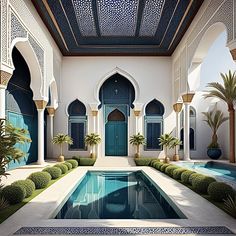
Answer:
[32, 0, 204, 56]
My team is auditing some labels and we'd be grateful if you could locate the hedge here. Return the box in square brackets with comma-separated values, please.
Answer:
[2, 185, 25, 204]
[181, 170, 196, 184]
[28, 172, 51, 189]
[135, 158, 159, 166]
[11, 179, 35, 198]
[64, 162, 72, 170]
[66, 159, 78, 168]
[165, 165, 179, 177]
[43, 167, 62, 179]
[172, 168, 188, 180]
[192, 175, 216, 194]
[79, 158, 96, 166]
[54, 164, 68, 174]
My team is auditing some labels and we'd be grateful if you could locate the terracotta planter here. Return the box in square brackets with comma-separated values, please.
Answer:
[57, 155, 64, 162]
[173, 154, 179, 161]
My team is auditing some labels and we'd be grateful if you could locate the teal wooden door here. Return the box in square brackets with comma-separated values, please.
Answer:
[105, 121, 127, 156]
[8, 112, 37, 169]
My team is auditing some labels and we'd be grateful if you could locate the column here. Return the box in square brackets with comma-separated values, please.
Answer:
[0, 70, 12, 120]
[35, 100, 47, 165]
[182, 93, 194, 160]
[46, 107, 55, 159]
[92, 110, 98, 133]
[134, 110, 141, 134]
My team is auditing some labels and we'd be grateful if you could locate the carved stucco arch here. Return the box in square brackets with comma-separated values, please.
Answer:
[48, 79, 59, 109]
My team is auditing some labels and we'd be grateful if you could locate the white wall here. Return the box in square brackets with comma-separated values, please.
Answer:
[53, 57, 174, 158]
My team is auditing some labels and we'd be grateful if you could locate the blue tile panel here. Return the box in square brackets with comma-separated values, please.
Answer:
[14, 226, 234, 235]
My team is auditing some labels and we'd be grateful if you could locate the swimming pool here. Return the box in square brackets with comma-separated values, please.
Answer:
[55, 171, 184, 219]
[178, 161, 236, 181]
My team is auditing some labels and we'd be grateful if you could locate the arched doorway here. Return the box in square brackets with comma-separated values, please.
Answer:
[99, 73, 135, 156]
[6, 47, 38, 169]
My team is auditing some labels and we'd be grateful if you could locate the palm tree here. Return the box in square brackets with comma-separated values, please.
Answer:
[129, 133, 145, 158]
[159, 133, 175, 163]
[204, 70, 236, 163]
[84, 133, 101, 158]
[169, 137, 182, 161]
[202, 105, 228, 148]
[52, 133, 73, 162]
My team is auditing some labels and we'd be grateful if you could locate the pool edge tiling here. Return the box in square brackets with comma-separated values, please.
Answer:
[0, 167, 236, 236]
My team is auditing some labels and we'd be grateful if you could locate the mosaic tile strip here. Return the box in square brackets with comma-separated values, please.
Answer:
[14, 226, 234, 235]
[72, 0, 97, 36]
[28, 34, 44, 78]
[139, 0, 165, 37]
[10, 13, 27, 43]
[97, 0, 139, 36]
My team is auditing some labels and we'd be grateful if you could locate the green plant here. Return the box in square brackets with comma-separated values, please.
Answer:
[223, 195, 236, 218]
[189, 173, 203, 185]
[153, 162, 162, 169]
[172, 168, 188, 180]
[129, 133, 145, 158]
[204, 70, 236, 163]
[54, 164, 68, 174]
[52, 133, 73, 159]
[149, 159, 160, 167]
[72, 156, 80, 164]
[11, 179, 35, 198]
[0, 120, 31, 183]
[160, 163, 170, 172]
[43, 167, 62, 179]
[64, 162, 72, 170]
[28, 172, 51, 189]
[84, 133, 101, 158]
[181, 170, 196, 184]
[158, 133, 175, 162]
[208, 182, 235, 202]
[80, 158, 95, 166]
[169, 137, 182, 160]
[2, 185, 25, 204]
[134, 158, 153, 166]
[192, 175, 216, 194]
[165, 165, 179, 177]
[66, 159, 78, 168]
[202, 104, 228, 148]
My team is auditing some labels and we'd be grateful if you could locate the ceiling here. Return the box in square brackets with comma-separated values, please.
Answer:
[32, 0, 204, 56]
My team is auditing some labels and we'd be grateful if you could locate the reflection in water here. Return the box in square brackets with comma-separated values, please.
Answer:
[56, 171, 180, 219]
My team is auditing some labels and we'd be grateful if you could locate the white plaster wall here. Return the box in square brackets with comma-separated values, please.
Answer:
[53, 57, 174, 159]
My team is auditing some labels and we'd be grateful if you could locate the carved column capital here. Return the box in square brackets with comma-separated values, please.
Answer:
[0, 70, 12, 86]
[173, 103, 183, 113]
[182, 93, 195, 104]
[230, 49, 236, 60]
[47, 107, 55, 116]
[92, 110, 98, 116]
[34, 100, 47, 110]
[134, 110, 141, 117]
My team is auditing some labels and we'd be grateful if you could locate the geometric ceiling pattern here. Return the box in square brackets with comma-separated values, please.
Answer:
[32, 0, 204, 56]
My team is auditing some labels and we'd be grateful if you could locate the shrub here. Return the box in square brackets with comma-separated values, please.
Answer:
[154, 162, 163, 170]
[11, 179, 35, 198]
[208, 182, 235, 202]
[28, 172, 51, 189]
[54, 164, 68, 174]
[189, 173, 203, 185]
[2, 185, 25, 204]
[172, 168, 188, 180]
[160, 164, 170, 172]
[134, 158, 151, 166]
[43, 167, 62, 179]
[165, 165, 179, 177]
[79, 158, 95, 166]
[64, 162, 72, 170]
[223, 196, 236, 218]
[72, 156, 80, 164]
[66, 159, 78, 168]
[149, 159, 160, 167]
[181, 170, 196, 184]
[192, 175, 216, 194]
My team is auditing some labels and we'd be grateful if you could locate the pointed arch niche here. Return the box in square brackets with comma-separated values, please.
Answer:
[68, 99, 87, 150]
[144, 99, 164, 150]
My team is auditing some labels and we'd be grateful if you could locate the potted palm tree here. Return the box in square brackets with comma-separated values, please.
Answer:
[52, 133, 73, 162]
[202, 105, 228, 160]
[204, 70, 236, 163]
[85, 133, 101, 158]
[129, 133, 145, 158]
[159, 133, 175, 163]
[169, 137, 182, 161]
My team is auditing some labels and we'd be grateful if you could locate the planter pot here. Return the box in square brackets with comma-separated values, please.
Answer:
[57, 155, 64, 162]
[135, 153, 140, 158]
[163, 157, 170, 163]
[207, 148, 222, 160]
[172, 154, 179, 161]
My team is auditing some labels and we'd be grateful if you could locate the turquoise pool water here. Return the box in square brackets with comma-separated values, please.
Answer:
[55, 171, 184, 219]
[178, 161, 236, 181]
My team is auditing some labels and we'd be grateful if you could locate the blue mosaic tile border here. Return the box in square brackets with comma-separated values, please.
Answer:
[14, 226, 234, 235]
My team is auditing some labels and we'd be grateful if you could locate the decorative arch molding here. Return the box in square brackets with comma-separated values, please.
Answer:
[65, 97, 89, 117]
[48, 79, 59, 109]
[145, 99, 165, 116]
[94, 67, 140, 104]
[143, 98, 165, 116]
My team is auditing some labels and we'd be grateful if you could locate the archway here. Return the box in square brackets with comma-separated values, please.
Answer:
[99, 73, 135, 156]
[6, 47, 38, 169]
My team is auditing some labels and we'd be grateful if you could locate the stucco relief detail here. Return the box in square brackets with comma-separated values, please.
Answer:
[1, 0, 8, 63]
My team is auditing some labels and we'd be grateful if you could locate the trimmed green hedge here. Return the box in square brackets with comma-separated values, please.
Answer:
[135, 158, 159, 166]
[80, 158, 96, 166]
[181, 170, 196, 184]
[165, 165, 179, 177]
[66, 159, 78, 168]
[189, 173, 203, 185]
[54, 164, 68, 174]
[43, 167, 62, 179]
[192, 175, 216, 194]
[11, 179, 35, 198]
[28, 172, 51, 189]
[149, 159, 160, 167]
[160, 164, 170, 172]
[208, 182, 235, 202]
[172, 168, 188, 180]
[64, 162, 72, 170]
[2, 185, 25, 204]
